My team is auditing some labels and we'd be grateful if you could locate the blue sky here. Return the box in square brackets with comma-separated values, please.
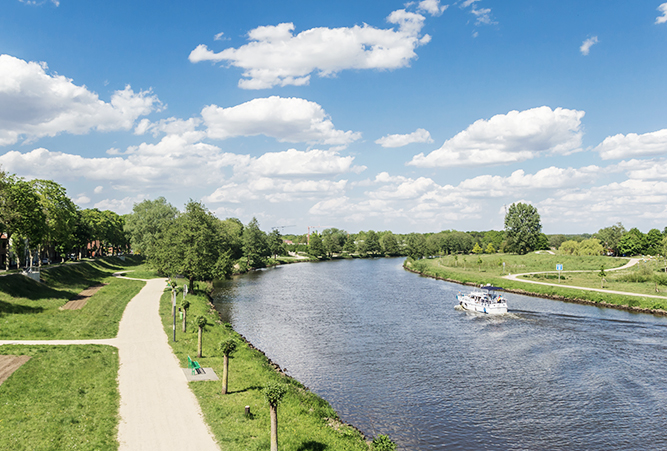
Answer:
[1, 0, 667, 234]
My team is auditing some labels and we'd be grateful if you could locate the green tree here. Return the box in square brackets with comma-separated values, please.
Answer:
[536, 233, 550, 251]
[152, 201, 233, 290]
[263, 383, 287, 451]
[196, 315, 208, 358]
[485, 242, 496, 254]
[595, 222, 626, 255]
[405, 233, 426, 260]
[342, 234, 357, 254]
[180, 299, 190, 333]
[578, 238, 604, 256]
[559, 240, 580, 255]
[618, 228, 646, 256]
[646, 228, 663, 255]
[472, 242, 483, 254]
[380, 231, 400, 256]
[504, 202, 542, 255]
[267, 229, 285, 259]
[31, 179, 78, 264]
[242, 217, 270, 268]
[321, 228, 346, 257]
[308, 232, 325, 258]
[219, 339, 238, 395]
[359, 230, 382, 256]
[598, 265, 606, 288]
[124, 197, 178, 257]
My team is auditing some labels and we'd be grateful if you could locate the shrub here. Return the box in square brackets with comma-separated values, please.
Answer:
[372, 435, 397, 451]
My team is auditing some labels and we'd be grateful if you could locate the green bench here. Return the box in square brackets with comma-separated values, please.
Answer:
[187, 356, 205, 375]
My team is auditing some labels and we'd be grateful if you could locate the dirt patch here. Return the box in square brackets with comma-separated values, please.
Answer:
[60, 283, 107, 310]
[0, 355, 32, 385]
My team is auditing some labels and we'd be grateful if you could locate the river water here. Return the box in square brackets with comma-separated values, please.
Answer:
[211, 258, 667, 450]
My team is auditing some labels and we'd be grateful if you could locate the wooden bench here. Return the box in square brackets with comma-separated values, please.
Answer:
[187, 356, 205, 375]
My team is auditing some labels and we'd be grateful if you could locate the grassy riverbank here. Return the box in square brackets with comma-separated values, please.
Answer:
[0, 345, 120, 451]
[159, 281, 370, 451]
[407, 254, 667, 312]
[0, 257, 147, 339]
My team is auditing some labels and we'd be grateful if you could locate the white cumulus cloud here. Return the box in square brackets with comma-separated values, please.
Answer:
[0, 54, 161, 146]
[189, 9, 431, 89]
[201, 96, 361, 146]
[580, 36, 598, 55]
[375, 128, 433, 148]
[594, 129, 667, 160]
[657, 3, 667, 24]
[418, 0, 448, 16]
[408, 106, 585, 168]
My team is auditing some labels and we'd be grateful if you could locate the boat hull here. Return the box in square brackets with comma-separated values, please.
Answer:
[457, 292, 508, 315]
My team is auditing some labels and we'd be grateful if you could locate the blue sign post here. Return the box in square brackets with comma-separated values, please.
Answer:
[556, 264, 563, 282]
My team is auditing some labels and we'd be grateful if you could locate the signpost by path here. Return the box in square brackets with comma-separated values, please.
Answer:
[556, 264, 563, 282]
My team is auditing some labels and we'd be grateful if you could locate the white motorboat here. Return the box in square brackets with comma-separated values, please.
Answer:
[456, 285, 507, 314]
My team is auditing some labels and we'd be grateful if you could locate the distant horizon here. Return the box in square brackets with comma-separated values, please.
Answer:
[2, 0, 666, 235]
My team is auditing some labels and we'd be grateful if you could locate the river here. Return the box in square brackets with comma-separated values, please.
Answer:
[211, 258, 667, 450]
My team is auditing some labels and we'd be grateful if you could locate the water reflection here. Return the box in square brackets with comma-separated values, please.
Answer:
[212, 258, 667, 450]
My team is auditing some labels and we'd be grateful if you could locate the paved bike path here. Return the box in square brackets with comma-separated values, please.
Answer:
[0, 277, 220, 451]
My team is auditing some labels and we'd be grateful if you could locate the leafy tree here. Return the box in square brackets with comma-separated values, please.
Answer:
[0, 176, 47, 268]
[342, 234, 356, 254]
[219, 218, 244, 260]
[308, 232, 325, 258]
[267, 229, 286, 259]
[219, 339, 238, 395]
[152, 201, 233, 290]
[380, 231, 400, 256]
[263, 383, 287, 451]
[504, 202, 542, 255]
[441, 231, 473, 254]
[424, 234, 441, 257]
[180, 299, 190, 333]
[578, 238, 604, 256]
[321, 228, 346, 257]
[559, 240, 580, 255]
[31, 179, 78, 264]
[485, 242, 496, 254]
[472, 242, 483, 254]
[405, 233, 426, 260]
[618, 228, 646, 256]
[598, 265, 606, 288]
[358, 230, 382, 256]
[196, 315, 208, 358]
[536, 233, 550, 251]
[595, 222, 626, 255]
[124, 197, 178, 257]
[242, 217, 270, 268]
[646, 228, 663, 255]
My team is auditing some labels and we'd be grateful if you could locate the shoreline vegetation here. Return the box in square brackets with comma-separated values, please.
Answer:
[403, 254, 667, 316]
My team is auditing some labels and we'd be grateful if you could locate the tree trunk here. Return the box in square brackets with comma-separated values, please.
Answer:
[222, 354, 229, 395]
[270, 403, 278, 451]
[198, 326, 203, 358]
[189, 276, 194, 294]
[182, 309, 187, 333]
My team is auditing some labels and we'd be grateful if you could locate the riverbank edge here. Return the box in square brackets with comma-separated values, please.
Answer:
[200, 290, 372, 442]
[403, 262, 667, 317]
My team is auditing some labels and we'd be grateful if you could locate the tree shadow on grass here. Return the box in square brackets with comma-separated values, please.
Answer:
[0, 299, 44, 314]
[296, 441, 327, 451]
[229, 385, 264, 395]
[0, 275, 70, 301]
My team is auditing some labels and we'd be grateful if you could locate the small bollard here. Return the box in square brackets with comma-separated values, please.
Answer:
[244, 405, 251, 418]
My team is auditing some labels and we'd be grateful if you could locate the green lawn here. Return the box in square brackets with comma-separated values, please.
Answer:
[159, 282, 370, 451]
[409, 253, 667, 311]
[0, 269, 145, 340]
[0, 345, 120, 451]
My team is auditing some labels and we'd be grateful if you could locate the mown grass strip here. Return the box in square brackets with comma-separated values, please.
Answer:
[0, 257, 148, 339]
[159, 281, 369, 451]
[0, 345, 120, 451]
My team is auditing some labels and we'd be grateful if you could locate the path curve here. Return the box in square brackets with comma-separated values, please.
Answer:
[502, 258, 667, 300]
[0, 277, 221, 451]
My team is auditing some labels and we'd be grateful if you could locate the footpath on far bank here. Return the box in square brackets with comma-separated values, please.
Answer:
[0, 277, 221, 451]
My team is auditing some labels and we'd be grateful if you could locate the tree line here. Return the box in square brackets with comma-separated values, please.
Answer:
[0, 170, 129, 270]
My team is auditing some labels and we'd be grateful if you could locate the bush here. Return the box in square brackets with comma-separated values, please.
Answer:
[372, 434, 397, 451]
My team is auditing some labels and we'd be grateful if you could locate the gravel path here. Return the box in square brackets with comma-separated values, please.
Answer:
[502, 258, 667, 300]
[0, 277, 221, 451]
